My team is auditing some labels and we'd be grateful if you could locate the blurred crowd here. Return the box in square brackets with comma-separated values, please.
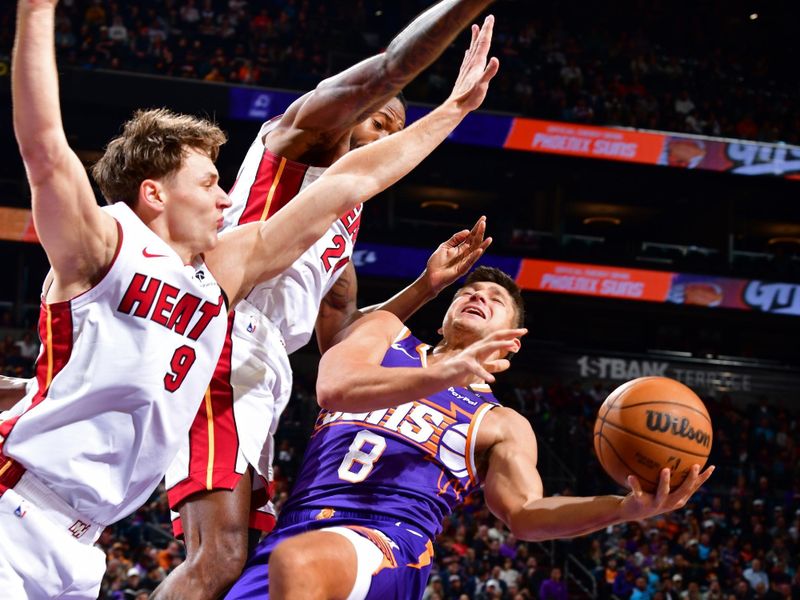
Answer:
[1, 0, 798, 143]
[0, 326, 37, 379]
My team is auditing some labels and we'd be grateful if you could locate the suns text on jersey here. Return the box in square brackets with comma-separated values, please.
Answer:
[314, 399, 468, 456]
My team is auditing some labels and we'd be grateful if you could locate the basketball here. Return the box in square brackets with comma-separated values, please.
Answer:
[593, 377, 712, 493]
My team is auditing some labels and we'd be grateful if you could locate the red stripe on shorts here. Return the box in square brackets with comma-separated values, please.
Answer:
[184, 313, 240, 492]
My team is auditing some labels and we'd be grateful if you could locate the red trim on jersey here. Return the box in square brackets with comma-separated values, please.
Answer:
[0, 301, 74, 442]
[170, 479, 276, 538]
[250, 477, 273, 510]
[249, 511, 276, 534]
[167, 313, 241, 510]
[237, 149, 310, 225]
[0, 449, 26, 495]
[331, 255, 351, 273]
[171, 509, 276, 538]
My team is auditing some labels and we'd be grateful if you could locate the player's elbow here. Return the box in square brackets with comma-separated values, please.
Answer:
[315, 376, 348, 411]
[506, 512, 540, 542]
[381, 44, 417, 87]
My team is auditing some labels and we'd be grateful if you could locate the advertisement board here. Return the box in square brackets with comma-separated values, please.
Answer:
[229, 86, 800, 179]
[353, 243, 800, 318]
[517, 259, 673, 302]
[504, 120, 665, 165]
[0, 207, 38, 243]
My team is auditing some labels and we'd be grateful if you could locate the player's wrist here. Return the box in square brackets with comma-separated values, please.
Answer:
[429, 358, 461, 389]
[416, 269, 442, 299]
[439, 97, 472, 120]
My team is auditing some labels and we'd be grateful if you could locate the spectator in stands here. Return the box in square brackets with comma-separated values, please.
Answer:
[13, 332, 37, 361]
[742, 559, 769, 591]
[540, 567, 568, 600]
[633, 576, 653, 600]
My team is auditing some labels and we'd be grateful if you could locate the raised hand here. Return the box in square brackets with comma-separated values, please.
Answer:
[423, 217, 492, 295]
[448, 15, 500, 113]
[438, 327, 527, 385]
[619, 465, 715, 521]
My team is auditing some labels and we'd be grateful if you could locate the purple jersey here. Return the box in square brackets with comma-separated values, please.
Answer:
[282, 327, 499, 540]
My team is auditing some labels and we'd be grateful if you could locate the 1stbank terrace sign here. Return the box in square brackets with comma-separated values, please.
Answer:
[576, 355, 753, 393]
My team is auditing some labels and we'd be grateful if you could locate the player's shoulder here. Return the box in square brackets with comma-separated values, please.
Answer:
[348, 310, 406, 339]
[481, 406, 536, 446]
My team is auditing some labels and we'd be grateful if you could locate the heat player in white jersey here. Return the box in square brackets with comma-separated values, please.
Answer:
[158, 4, 499, 598]
[4, 2, 498, 597]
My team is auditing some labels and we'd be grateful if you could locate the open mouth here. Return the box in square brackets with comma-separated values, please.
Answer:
[462, 305, 487, 319]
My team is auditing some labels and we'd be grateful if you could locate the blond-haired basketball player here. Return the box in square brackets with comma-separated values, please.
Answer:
[0, 1, 498, 597]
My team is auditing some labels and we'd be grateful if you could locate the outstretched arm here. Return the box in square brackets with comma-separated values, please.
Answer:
[479, 408, 715, 542]
[13, 1, 118, 297]
[315, 217, 491, 353]
[270, 0, 496, 158]
[315, 310, 524, 411]
[210, 17, 499, 306]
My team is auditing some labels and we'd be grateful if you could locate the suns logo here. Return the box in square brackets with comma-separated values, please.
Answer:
[438, 423, 470, 478]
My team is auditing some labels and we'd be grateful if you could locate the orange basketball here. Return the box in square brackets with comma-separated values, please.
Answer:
[593, 377, 712, 493]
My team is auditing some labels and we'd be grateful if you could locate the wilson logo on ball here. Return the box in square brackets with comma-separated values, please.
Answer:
[644, 410, 711, 448]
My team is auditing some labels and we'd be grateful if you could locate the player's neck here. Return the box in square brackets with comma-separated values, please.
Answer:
[139, 211, 197, 264]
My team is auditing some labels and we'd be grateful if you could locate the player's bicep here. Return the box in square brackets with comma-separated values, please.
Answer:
[321, 311, 402, 364]
[317, 311, 403, 391]
[277, 55, 391, 139]
[205, 222, 261, 305]
[30, 148, 118, 282]
[268, 54, 400, 152]
[221, 175, 365, 303]
[481, 410, 544, 528]
[316, 263, 360, 354]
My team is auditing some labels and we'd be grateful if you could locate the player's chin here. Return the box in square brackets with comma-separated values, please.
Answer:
[204, 230, 220, 251]
[452, 317, 486, 336]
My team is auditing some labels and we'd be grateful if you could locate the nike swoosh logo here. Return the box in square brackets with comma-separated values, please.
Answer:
[142, 248, 168, 259]
[391, 343, 419, 361]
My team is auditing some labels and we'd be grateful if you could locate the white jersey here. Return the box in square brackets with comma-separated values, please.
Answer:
[0, 203, 227, 526]
[165, 118, 361, 520]
[224, 117, 361, 353]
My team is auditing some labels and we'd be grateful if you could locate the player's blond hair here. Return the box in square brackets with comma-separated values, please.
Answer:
[92, 108, 227, 207]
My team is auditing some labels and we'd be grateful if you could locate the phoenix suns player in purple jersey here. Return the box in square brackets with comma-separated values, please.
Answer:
[226, 267, 715, 600]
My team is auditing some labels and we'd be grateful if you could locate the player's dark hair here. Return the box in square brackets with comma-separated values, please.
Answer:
[92, 108, 227, 207]
[464, 266, 525, 328]
[394, 91, 408, 114]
